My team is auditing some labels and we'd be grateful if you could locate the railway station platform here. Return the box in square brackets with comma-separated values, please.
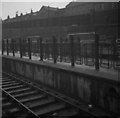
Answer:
[1, 2, 119, 117]
[2, 54, 120, 116]
[2, 52, 119, 81]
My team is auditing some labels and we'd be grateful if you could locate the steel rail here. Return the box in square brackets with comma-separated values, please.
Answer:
[1, 78, 40, 118]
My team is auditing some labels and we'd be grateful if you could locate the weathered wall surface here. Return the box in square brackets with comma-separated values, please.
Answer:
[2, 56, 120, 115]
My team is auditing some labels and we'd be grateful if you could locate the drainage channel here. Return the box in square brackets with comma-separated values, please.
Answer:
[1, 72, 113, 118]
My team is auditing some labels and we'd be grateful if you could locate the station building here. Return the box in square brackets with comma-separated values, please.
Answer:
[2, 2, 119, 40]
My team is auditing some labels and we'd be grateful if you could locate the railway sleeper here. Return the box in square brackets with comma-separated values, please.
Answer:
[34, 102, 66, 116]
[13, 90, 38, 98]
[2, 82, 21, 88]
[8, 87, 32, 94]
[25, 97, 55, 109]
[2, 80, 18, 85]
[3, 84, 26, 91]
[30, 98, 57, 110]
[18, 93, 47, 103]
[15, 92, 42, 100]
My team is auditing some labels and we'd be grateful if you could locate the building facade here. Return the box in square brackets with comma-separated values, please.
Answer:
[2, 2, 119, 40]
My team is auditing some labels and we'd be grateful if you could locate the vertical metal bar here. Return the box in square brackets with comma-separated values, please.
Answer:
[53, 36, 57, 64]
[108, 45, 110, 68]
[78, 38, 82, 64]
[19, 38, 22, 58]
[110, 44, 112, 68]
[70, 35, 75, 67]
[45, 40, 49, 59]
[28, 38, 31, 59]
[6, 39, 9, 56]
[12, 38, 15, 56]
[47, 40, 50, 59]
[37, 38, 40, 57]
[60, 37, 63, 62]
[2, 39, 4, 55]
[85, 42, 88, 65]
[39, 37, 43, 61]
[99, 43, 102, 66]
[45, 40, 47, 59]
[92, 43, 94, 63]
[116, 38, 120, 68]
[112, 37, 116, 69]
[95, 34, 99, 70]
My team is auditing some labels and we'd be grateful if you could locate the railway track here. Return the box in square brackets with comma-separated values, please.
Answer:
[1, 72, 113, 118]
[1, 89, 38, 118]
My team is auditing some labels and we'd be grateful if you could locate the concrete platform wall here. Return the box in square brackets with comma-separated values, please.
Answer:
[2, 56, 120, 114]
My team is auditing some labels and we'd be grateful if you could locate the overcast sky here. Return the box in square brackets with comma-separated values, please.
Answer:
[2, 2, 71, 20]
[1, 0, 119, 20]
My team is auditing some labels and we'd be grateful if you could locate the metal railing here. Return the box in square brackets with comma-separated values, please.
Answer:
[2, 34, 119, 70]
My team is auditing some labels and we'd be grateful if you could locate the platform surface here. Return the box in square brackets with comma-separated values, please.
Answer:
[2, 53, 119, 82]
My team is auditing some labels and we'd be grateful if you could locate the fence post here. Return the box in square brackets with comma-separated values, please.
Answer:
[6, 39, 9, 56]
[116, 38, 120, 69]
[19, 38, 23, 58]
[2, 39, 4, 55]
[95, 34, 99, 70]
[28, 38, 31, 59]
[70, 35, 75, 67]
[53, 36, 57, 64]
[60, 37, 63, 62]
[39, 37, 43, 61]
[12, 38, 15, 56]
[78, 37, 82, 64]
